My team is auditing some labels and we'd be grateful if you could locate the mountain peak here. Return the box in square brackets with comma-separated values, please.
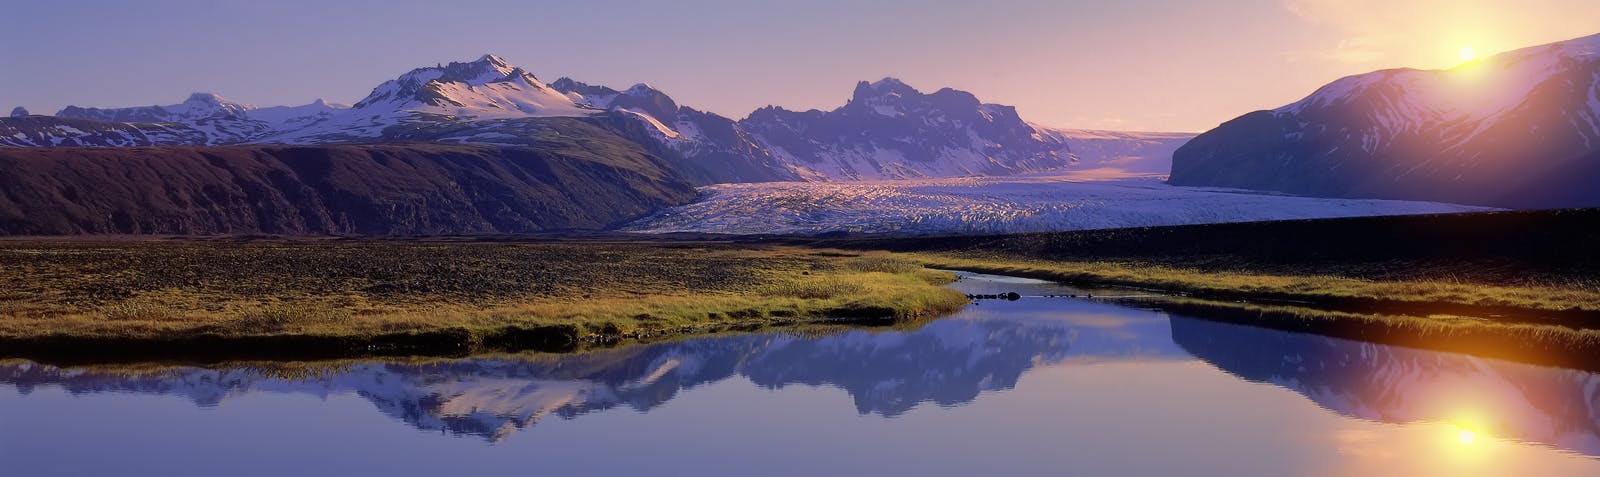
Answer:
[184, 92, 225, 105]
[626, 83, 659, 95]
[447, 55, 518, 85]
[176, 93, 253, 118]
[9, 106, 28, 118]
[549, 77, 586, 91]
[477, 53, 510, 65]
[869, 77, 910, 88]
[852, 77, 920, 102]
[351, 55, 591, 117]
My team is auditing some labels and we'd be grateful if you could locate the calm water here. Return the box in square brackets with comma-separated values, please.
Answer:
[2, 273, 1598, 476]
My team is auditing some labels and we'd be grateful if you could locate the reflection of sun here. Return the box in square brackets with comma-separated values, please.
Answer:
[1459, 47, 1477, 62]
[1458, 428, 1477, 445]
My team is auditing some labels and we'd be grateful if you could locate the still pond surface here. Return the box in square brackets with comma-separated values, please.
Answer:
[2, 273, 1598, 476]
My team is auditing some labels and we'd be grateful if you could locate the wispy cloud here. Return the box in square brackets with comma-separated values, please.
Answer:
[1282, 0, 1446, 66]
[1323, 37, 1387, 64]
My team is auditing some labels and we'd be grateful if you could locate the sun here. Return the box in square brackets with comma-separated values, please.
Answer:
[1458, 428, 1477, 445]
[1459, 47, 1477, 62]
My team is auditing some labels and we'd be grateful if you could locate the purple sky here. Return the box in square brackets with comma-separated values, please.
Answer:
[3, 0, 1596, 132]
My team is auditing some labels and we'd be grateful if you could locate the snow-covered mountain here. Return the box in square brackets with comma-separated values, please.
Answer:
[624, 173, 1491, 235]
[549, 78, 802, 184]
[2, 56, 1193, 185]
[7, 55, 599, 147]
[58, 92, 258, 123]
[51, 93, 346, 145]
[1172, 32, 1600, 209]
[554, 76, 1194, 182]
[346, 54, 593, 122]
[739, 78, 1075, 180]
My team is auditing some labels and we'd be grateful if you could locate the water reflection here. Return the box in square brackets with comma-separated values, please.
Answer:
[0, 298, 1183, 442]
[1, 275, 1597, 470]
[1171, 316, 1600, 456]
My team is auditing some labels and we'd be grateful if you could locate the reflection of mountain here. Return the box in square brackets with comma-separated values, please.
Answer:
[0, 308, 1180, 442]
[1171, 316, 1600, 456]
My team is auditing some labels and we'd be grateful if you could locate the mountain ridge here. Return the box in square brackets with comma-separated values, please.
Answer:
[1171, 32, 1600, 208]
[0, 121, 696, 236]
[4, 55, 1193, 184]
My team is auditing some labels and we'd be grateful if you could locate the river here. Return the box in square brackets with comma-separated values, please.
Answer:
[2, 273, 1596, 476]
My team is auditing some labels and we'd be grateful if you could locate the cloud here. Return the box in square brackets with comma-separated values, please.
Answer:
[1282, 0, 1455, 65]
[1323, 38, 1387, 64]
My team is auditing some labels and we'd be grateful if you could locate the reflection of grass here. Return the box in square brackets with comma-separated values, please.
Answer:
[0, 242, 967, 355]
[1124, 296, 1600, 370]
[900, 253, 1600, 315]
[899, 249, 1600, 368]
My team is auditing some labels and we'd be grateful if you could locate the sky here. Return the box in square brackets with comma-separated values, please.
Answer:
[3, 0, 1598, 132]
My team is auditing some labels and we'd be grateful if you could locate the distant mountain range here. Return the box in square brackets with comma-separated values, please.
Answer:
[0, 54, 1202, 235]
[1172, 33, 1600, 209]
[1, 54, 1192, 185]
[14, 33, 1599, 236]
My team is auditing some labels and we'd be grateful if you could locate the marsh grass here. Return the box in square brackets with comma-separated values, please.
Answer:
[902, 253, 1600, 314]
[842, 256, 923, 274]
[235, 305, 352, 333]
[760, 275, 869, 299]
[0, 242, 967, 350]
[96, 302, 175, 321]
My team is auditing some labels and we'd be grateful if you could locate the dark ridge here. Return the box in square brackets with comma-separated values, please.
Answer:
[0, 140, 697, 236]
[796, 208, 1600, 285]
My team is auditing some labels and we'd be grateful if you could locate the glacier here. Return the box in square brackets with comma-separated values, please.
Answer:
[624, 172, 1494, 235]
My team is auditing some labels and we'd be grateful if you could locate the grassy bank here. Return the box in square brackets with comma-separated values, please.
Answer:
[0, 241, 967, 359]
[803, 209, 1600, 323]
[901, 253, 1600, 320]
[878, 248, 1600, 369]
[782, 210, 1600, 368]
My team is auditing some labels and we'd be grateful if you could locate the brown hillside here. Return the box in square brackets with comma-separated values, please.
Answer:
[0, 141, 697, 235]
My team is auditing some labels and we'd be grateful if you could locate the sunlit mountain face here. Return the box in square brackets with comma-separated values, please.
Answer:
[1172, 33, 1600, 209]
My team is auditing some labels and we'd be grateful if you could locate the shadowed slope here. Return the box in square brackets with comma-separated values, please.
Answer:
[0, 124, 696, 235]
